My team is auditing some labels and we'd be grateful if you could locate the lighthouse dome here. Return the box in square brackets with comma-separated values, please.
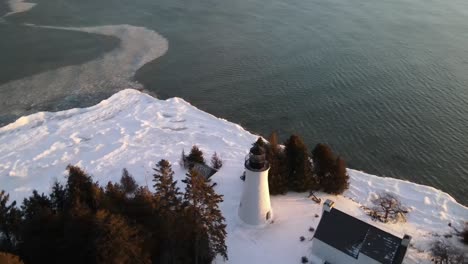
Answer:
[246, 145, 268, 171]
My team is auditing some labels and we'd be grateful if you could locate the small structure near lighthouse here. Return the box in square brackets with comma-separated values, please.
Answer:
[238, 144, 273, 226]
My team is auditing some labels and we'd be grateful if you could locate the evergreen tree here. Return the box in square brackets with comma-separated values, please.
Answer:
[153, 159, 182, 210]
[312, 144, 349, 194]
[1, 163, 234, 264]
[211, 152, 223, 170]
[120, 168, 137, 195]
[0, 191, 21, 252]
[64, 165, 101, 212]
[267, 132, 288, 194]
[122, 186, 165, 263]
[19, 201, 63, 264]
[0, 252, 24, 264]
[183, 170, 228, 263]
[103, 181, 126, 215]
[323, 157, 349, 194]
[21, 190, 53, 219]
[311, 143, 335, 180]
[94, 210, 150, 264]
[50, 181, 66, 213]
[153, 159, 185, 263]
[187, 146, 205, 165]
[284, 135, 317, 192]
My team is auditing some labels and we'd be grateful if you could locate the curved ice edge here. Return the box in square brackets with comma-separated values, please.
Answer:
[4, 0, 37, 16]
[0, 23, 168, 122]
[1, 88, 465, 211]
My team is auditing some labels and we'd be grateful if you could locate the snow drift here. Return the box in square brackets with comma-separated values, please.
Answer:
[0, 89, 466, 263]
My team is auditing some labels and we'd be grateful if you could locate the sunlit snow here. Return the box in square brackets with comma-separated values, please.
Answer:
[0, 89, 466, 264]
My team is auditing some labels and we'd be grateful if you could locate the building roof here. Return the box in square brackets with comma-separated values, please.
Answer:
[191, 162, 217, 179]
[314, 208, 408, 264]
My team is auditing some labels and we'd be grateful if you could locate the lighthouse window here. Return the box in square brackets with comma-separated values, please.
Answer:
[266, 211, 271, 220]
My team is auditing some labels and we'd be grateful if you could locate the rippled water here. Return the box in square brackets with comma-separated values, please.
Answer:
[1, 0, 467, 204]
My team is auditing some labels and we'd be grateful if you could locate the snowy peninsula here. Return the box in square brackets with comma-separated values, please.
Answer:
[0, 89, 466, 263]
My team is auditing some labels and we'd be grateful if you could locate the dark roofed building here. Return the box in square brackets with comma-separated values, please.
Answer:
[191, 162, 217, 180]
[311, 200, 411, 264]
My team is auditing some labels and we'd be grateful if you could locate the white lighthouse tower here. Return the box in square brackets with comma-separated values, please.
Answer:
[238, 144, 273, 226]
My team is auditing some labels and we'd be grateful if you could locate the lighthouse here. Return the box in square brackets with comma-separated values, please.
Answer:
[238, 144, 273, 226]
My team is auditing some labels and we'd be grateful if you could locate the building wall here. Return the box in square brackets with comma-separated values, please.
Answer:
[358, 253, 381, 264]
[311, 239, 380, 264]
[238, 167, 272, 226]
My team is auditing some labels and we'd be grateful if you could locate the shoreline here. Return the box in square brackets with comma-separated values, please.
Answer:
[1, 89, 466, 209]
[1, 88, 466, 263]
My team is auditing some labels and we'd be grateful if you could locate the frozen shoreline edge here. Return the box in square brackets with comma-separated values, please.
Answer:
[1, 88, 466, 264]
[1, 88, 466, 210]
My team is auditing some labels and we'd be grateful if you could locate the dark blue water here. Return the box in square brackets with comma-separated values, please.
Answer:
[1, 0, 467, 204]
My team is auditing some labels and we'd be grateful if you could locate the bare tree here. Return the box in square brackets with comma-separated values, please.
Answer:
[363, 193, 409, 223]
[431, 241, 465, 264]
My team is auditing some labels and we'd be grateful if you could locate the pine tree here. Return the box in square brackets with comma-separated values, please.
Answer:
[65, 165, 102, 212]
[50, 181, 66, 213]
[267, 132, 288, 194]
[187, 146, 205, 165]
[284, 135, 316, 192]
[312, 144, 349, 194]
[122, 186, 165, 263]
[323, 157, 349, 194]
[94, 210, 150, 264]
[183, 170, 228, 263]
[153, 159, 182, 210]
[103, 181, 126, 215]
[0, 191, 21, 252]
[120, 168, 138, 195]
[21, 190, 53, 219]
[19, 199, 63, 264]
[311, 144, 335, 180]
[0, 252, 24, 264]
[211, 152, 223, 170]
[152, 159, 185, 263]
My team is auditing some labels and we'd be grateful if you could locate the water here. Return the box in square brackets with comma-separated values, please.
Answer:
[0, 0, 467, 204]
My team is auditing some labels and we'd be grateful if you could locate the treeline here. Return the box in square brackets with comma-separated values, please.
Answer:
[254, 133, 349, 195]
[0, 160, 227, 264]
[181, 146, 223, 170]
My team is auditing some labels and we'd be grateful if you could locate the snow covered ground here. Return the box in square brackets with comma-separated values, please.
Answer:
[0, 89, 466, 263]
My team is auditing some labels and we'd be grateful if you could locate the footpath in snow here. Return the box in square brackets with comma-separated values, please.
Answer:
[0, 89, 466, 263]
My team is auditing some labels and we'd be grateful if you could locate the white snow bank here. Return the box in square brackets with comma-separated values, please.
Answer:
[0, 89, 466, 263]
[4, 0, 36, 16]
[0, 24, 168, 119]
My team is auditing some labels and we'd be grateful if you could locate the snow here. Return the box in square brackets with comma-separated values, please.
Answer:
[0, 89, 466, 264]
